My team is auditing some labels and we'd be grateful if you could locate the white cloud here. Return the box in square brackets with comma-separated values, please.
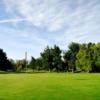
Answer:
[0, 18, 26, 23]
[1, 0, 100, 58]
[3, 0, 100, 33]
[3, 0, 70, 31]
[53, 0, 100, 45]
[0, 26, 50, 59]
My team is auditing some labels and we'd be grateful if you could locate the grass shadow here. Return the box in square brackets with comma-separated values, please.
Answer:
[0, 71, 49, 74]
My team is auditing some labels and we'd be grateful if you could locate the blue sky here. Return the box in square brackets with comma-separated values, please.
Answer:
[0, 0, 100, 60]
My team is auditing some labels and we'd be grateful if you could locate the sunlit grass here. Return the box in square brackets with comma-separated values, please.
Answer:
[0, 73, 100, 100]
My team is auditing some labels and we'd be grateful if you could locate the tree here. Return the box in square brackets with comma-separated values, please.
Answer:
[63, 50, 72, 71]
[63, 42, 80, 72]
[41, 45, 63, 72]
[36, 57, 43, 70]
[92, 43, 100, 72]
[76, 44, 93, 72]
[0, 49, 13, 71]
[29, 56, 36, 70]
[41, 46, 53, 71]
[9, 59, 16, 71]
[52, 45, 63, 71]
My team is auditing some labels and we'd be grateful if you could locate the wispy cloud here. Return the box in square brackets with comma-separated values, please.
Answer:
[0, 18, 26, 23]
[3, 0, 100, 32]
[0, 0, 100, 59]
[0, 26, 49, 59]
[4, 0, 71, 31]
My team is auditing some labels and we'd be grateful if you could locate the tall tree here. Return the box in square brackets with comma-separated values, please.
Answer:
[52, 45, 62, 71]
[93, 43, 100, 72]
[0, 49, 13, 71]
[41, 46, 53, 71]
[64, 42, 80, 72]
[29, 56, 36, 70]
[76, 44, 93, 72]
[41, 45, 62, 72]
[36, 57, 43, 70]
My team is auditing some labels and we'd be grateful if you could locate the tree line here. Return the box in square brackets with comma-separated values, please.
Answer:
[0, 42, 100, 72]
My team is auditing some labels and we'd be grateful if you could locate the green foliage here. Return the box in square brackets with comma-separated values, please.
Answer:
[29, 57, 36, 70]
[92, 43, 100, 72]
[76, 43, 99, 72]
[9, 59, 16, 71]
[0, 49, 13, 71]
[76, 44, 91, 72]
[41, 45, 63, 71]
[41, 46, 53, 71]
[64, 42, 80, 72]
[51, 45, 62, 71]
[1, 42, 100, 73]
[35, 58, 43, 70]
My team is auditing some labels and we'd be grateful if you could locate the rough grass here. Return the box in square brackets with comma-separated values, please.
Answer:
[0, 73, 100, 100]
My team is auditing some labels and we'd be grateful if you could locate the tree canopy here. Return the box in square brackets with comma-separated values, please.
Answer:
[1, 42, 100, 73]
[0, 49, 13, 71]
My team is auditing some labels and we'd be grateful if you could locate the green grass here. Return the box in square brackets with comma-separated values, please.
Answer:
[0, 73, 100, 100]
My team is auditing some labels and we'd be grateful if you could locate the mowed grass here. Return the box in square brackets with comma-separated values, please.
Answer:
[0, 73, 100, 100]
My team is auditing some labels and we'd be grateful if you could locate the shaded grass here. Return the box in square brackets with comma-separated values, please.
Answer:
[0, 73, 100, 100]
